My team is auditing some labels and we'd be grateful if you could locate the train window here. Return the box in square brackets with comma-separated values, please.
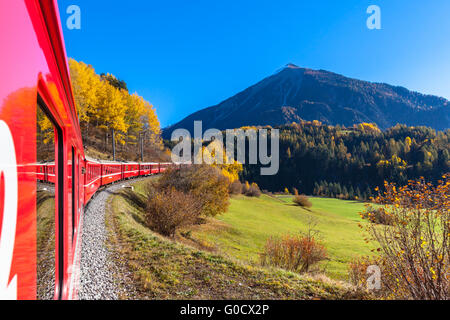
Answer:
[36, 102, 57, 300]
[36, 97, 64, 300]
[71, 147, 75, 241]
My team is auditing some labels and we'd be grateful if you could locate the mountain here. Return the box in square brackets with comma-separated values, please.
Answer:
[163, 64, 449, 138]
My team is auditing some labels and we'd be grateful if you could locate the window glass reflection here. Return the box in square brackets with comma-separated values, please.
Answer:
[36, 104, 56, 300]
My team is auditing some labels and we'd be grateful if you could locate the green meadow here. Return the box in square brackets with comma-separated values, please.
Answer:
[108, 180, 368, 299]
[189, 194, 376, 280]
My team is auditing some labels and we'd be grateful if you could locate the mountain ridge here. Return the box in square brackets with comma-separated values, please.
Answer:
[163, 65, 449, 138]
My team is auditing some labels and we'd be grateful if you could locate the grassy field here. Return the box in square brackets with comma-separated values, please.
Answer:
[186, 194, 376, 280]
[106, 179, 369, 299]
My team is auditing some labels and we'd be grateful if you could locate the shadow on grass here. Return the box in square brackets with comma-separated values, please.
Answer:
[115, 189, 147, 226]
[36, 190, 54, 208]
[286, 203, 313, 212]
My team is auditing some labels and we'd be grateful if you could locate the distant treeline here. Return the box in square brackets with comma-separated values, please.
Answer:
[241, 121, 449, 200]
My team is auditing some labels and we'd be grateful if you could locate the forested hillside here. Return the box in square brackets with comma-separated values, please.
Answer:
[242, 122, 450, 200]
[69, 59, 169, 161]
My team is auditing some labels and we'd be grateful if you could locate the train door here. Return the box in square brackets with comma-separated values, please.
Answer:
[71, 147, 76, 241]
[78, 157, 82, 214]
[77, 156, 83, 228]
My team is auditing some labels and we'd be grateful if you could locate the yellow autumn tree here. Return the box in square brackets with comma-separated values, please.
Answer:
[200, 139, 243, 182]
[96, 82, 128, 145]
[145, 102, 161, 143]
[123, 92, 146, 145]
[122, 91, 162, 151]
[356, 122, 381, 134]
[36, 106, 54, 162]
[69, 59, 102, 128]
[69, 58, 164, 160]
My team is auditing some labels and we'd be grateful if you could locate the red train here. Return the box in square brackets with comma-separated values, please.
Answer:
[0, 1, 180, 300]
[37, 160, 172, 203]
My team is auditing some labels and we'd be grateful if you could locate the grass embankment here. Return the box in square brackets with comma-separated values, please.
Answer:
[106, 179, 368, 299]
[84, 146, 112, 160]
[185, 194, 376, 280]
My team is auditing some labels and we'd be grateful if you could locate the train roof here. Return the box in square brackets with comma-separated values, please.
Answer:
[85, 156, 171, 165]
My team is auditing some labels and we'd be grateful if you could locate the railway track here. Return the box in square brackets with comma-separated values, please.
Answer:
[78, 178, 153, 300]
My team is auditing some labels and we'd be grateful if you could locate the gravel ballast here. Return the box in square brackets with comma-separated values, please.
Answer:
[78, 184, 123, 300]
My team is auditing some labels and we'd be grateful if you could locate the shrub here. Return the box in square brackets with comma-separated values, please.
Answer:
[360, 207, 394, 225]
[260, 231, 327, 273]
[293, 194, 312, 208]
[144, 187, 202, 237]
[156, 164, 230, 217]
[348, 256, 391, 297]
[242, 181, 250, 194]
[361, 175, 450, 299]
[348, 256, 372, 290]
[229, 180, 243, 195]
[245, 182, 261, 197]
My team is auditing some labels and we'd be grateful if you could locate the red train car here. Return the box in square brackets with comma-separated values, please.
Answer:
[36, 164, 47, 182]
[141, 163, 160, 176]
[46, 163, 57, 184]
[139, 163, 150, 176]
[84, 160, 102, 203]
[100, 161, 123, 186]
[150, 163, 161, 174]
[0, 0, 85, 300]
[159, 162, 171, 173]
[122, 162, 140, 179]
[0, 0, 182, 300]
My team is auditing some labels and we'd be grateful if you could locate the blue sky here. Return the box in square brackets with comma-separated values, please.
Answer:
[58, 0, 450, 127]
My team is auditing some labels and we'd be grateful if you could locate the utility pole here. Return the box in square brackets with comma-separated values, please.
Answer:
[140, 131, 145, 162]
[112, 128, 116, 161]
